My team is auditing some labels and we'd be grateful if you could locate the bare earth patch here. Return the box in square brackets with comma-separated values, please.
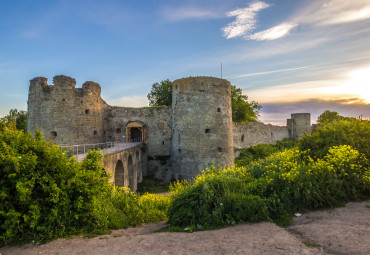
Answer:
[1, 199, 369, 255]
[288, 199, 370, 255]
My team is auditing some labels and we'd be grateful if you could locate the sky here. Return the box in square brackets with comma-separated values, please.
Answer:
[0, 0, 369, 125]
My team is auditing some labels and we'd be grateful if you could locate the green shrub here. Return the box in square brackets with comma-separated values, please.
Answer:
[0, 124, 170, 246]
[235, 138, 297, 167]
[299, 118, 370, 159]
[168, 145, 370, 229]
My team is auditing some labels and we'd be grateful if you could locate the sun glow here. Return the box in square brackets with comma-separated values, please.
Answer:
[319, 66, 370, 103]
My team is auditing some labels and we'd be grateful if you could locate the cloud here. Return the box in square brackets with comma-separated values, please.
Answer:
[222, 1, 270, 39]
[223, 0, 370, 41]
[250, 23, 297, 40]
[108, 95, 149, 108]
[161, 6, 219, 22]
[297, 0, 370, 26]
[259, 98, 369, 125]
[228, 65, 313, 79]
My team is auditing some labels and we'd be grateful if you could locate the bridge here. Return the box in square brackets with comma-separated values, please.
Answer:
[60, 140, 145, 191]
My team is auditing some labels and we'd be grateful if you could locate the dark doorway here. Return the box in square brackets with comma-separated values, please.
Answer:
[126, 121, 146, 143]
[130, 127, 142, 142]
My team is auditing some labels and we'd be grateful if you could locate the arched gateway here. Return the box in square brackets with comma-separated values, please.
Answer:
[126, 121, 146, 143]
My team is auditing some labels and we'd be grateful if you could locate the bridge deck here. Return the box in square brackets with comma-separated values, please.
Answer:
[60, 142, 142, 162]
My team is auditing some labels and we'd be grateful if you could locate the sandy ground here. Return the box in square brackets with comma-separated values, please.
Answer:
[1, 199, 369, 255]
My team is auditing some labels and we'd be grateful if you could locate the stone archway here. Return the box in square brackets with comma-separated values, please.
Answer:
[126, 121, 146, 143]
[114, 160, 125, 187]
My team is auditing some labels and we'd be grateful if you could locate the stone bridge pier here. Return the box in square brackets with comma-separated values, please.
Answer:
[102, 144, 146, 192]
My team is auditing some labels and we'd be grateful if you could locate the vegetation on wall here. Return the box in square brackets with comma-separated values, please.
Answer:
[0, 109, 27, 132]
[0, 124, 170, 246]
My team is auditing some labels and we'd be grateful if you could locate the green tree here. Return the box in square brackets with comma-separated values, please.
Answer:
[147, 79, 173, 106]
[231, 85, 261, 123]
[299, 117, 370, 159]
[0, 109, 27, 132]
[317, 110, 342, 124]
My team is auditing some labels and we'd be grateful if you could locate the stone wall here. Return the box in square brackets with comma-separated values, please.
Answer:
[287, 113, 312, 140]
[233, 122, 290, 150]
[103, 106, 172, 180]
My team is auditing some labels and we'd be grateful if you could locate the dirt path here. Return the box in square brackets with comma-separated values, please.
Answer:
[1, 200, 369, 255]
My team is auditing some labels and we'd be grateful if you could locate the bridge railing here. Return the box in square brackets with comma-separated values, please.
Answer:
[59, 141, 142, 158]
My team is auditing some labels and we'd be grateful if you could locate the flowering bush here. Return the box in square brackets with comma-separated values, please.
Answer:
[168, 145, 370, 228]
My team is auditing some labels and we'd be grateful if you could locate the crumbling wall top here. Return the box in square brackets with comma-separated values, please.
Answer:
[53, 75, 76, 87]
[82, 81, 101, 94]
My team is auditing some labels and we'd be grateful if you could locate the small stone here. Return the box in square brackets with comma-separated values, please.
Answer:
[295, 213, 302, 217]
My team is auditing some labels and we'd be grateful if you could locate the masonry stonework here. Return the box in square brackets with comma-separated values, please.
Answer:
[27, 75, 312, 185]
[171, 77, 234, 180]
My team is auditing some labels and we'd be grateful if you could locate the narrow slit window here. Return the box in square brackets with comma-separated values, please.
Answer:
[205, 129, 211, 133]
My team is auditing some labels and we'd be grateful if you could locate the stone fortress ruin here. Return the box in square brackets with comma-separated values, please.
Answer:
[27, 75, 311, 189]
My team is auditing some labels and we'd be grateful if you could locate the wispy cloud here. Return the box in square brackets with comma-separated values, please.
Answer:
[250, 23, 297, 41]
[223, 0, 370, 41]
[228, 65, 312, 79]
[161, 6, 219, 22]
[222, 1, 270, 39]
[297, 0, 370, 26]
[108, 95, 149, 108]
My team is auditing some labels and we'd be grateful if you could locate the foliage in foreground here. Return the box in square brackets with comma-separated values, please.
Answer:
[0, 124, 170, 246]
[168, 145, 370, 229]
[299, 117, 370, 159]
[235, 138, 297, 167]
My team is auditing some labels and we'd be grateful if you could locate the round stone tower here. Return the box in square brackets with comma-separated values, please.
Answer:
[171, 76, 234, 180]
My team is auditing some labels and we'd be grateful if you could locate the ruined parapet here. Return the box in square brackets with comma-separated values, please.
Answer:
[171, 76, 234, 180]
[27, 75, 107, 145]
[288, 113, 311, 140]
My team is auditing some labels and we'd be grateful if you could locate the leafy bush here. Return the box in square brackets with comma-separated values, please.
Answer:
[168, 145, 370, 229]
[299, 118, 370, 159]
[0, 124, 170, 246]
[235, 138, 297, 167]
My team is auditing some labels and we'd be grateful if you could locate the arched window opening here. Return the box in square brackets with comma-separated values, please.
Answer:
[114, 160, 124, 188]
[128, 155, 135, 191]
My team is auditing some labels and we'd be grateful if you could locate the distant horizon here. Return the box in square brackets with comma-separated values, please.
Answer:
[1, 0, 369, 124]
